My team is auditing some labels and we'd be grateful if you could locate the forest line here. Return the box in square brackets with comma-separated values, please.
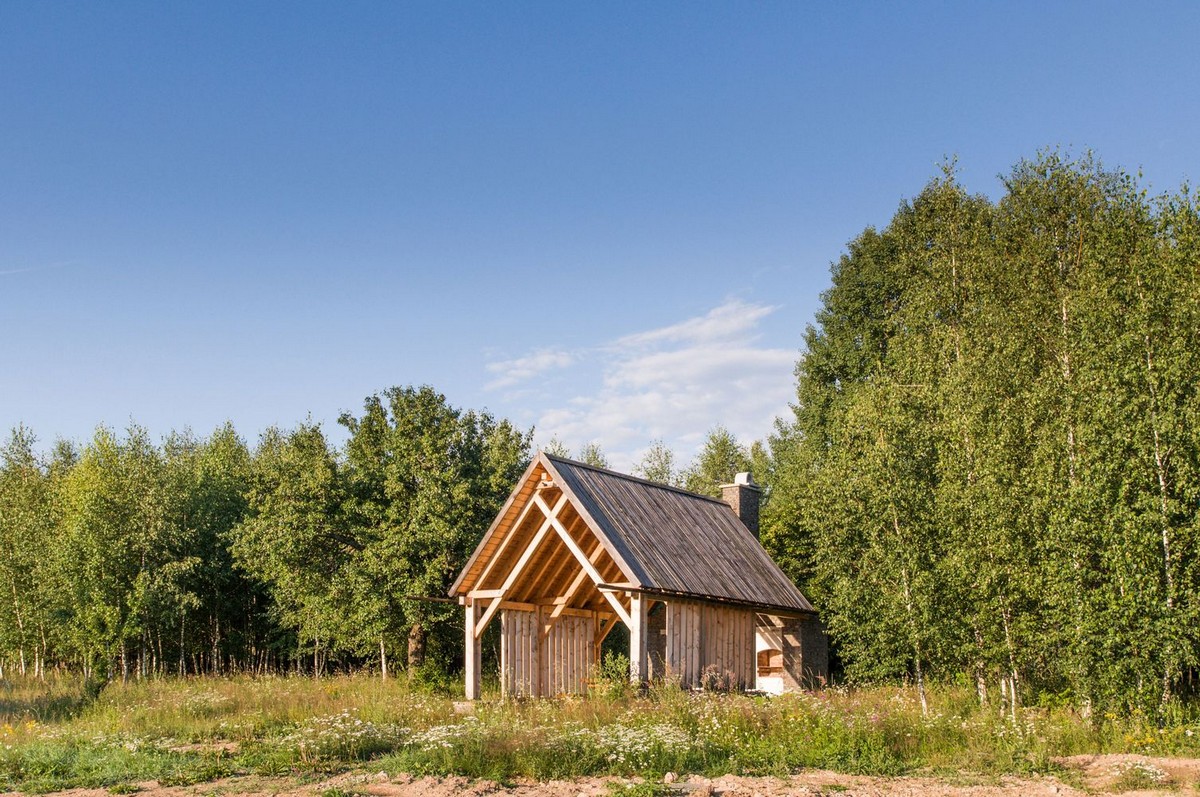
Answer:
[1, 152, 1197, 719]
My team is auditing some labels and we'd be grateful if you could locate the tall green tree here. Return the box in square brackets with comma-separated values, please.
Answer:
[0, 427, 54, 677]
[682, 426, 752, 497]
[231, 424, 350, 674]
[339, 386, 531, 674]
[633, 439, 680, 486]
[55, 426, 180, 680]
[770, 152, 1200, 718]
[163, 424, 262, 674]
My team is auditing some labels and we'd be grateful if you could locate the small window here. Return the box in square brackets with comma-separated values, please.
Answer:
[757, 648, 783, 677]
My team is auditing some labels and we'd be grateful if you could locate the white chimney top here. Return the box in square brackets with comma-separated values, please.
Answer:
[734, 471, 755, 486]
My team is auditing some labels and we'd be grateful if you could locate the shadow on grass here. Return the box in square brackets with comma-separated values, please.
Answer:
[0, 677, 105, 724]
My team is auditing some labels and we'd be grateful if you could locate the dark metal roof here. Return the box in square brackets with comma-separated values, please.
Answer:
[544, 454, 815, 615]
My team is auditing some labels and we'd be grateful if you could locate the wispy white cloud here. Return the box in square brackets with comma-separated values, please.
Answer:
[485, 299, 796, 470]
[485, 348, 575, 390]
[612, 299, 775, 348]
[1, 260, 75, 277]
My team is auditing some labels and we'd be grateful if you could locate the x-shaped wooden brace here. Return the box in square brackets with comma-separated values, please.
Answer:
[532, 493, 632, 628]
[472, 493, 568, 638]
[471, 491, 633, 639]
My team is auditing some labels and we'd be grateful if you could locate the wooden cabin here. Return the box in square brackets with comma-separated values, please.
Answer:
[449, 452, 827, 698]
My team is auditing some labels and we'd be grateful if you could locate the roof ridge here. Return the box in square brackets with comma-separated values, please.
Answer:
[540, 452, 732, 506]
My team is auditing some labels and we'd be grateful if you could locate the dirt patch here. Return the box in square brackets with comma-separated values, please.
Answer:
[8, 755, 1200, 797]
[1056, 754, 1200, 794]
[166, 742, 241, 755]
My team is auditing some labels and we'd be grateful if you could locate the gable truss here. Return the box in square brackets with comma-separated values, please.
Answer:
[463, 477, 636, 648]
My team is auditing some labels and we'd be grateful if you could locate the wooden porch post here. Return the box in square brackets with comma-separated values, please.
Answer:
[464, 598, 481, 700]
[629, 593, 648, 686]
[533, 605, 545, 697]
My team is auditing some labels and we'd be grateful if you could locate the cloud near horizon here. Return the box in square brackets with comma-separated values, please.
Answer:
[485, 348, 575, 390]
[483, 299, 796, 471]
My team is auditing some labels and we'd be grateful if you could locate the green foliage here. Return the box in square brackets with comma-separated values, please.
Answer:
[542, 436, 571, 457]
[576, 442, 610, 469]
[544, 439, 610, 469]
[767, 152, 1200, 719]
[230, 422, 355, 670]
[0, 383, 529, 680]
[8, 675, 1200, 790]
[633, 440, 679, 486]
[590, 651, 634, 701]
[0, 427, 56, 678]
[230, 385, 532, 674]
[681, 426, 751, 497]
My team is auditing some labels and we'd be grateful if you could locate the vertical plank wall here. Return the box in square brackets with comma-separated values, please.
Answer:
[500, 608, 595, 697]
[664, 600, 756, 689]
[546, 613, 595, 695]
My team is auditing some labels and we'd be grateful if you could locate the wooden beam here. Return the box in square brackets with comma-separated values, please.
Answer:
[535, 508, 592, 603]
[474, 494, 568, 639]
[534, 493, 632, 628]
[512, 527, 572, 605]
[464, 598, 481, 700]
[468, 588, 504, 599]
[549, 538, 608, 622]
[594, 613, 618, 645]
[541, 529, 607, 639]
[450, 457, 540, 597]
[593, 611, 619, 663]
[541, 457, 643, 587]
[629, 593, 648, 686]
[473, 491, 545, 590]
[501, 600, 592, 618]
[595, 583, 816, 619]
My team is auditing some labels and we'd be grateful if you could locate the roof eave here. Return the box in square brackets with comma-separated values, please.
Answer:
[597, 582, 817, 619]
[447, 456, 543, 597]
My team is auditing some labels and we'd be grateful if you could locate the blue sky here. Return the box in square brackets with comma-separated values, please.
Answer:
[3, 2, 1198, 469]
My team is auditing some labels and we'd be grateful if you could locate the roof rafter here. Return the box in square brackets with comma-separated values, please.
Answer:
[472, 492, 568, 639]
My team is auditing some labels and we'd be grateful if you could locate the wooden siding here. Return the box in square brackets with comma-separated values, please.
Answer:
[664, 599, 756, 689]
[500, 607, 595, 697]
[547, 612, 595, 695]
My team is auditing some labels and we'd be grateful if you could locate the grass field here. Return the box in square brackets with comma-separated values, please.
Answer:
[3, 670, 1200, 793]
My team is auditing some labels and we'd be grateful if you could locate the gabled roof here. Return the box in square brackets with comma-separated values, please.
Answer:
[451, 452, 814, 616]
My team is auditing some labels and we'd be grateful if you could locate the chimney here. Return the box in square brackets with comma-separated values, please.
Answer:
[721, 471, 761, 538]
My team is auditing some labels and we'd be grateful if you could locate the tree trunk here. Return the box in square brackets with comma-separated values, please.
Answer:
[380, 636, 388, 680]
[892, 504, 928, 717]
[407, 623, 426, 677]
[973, 627, 988, 705]
[1138, 299, 1177, 709]
[914, 654, 928, 716]
[10, 579, 27, 676]
[1000, 605, 1019, 721]
[212, 615, 221, 676]
[38, 625, 48, 680]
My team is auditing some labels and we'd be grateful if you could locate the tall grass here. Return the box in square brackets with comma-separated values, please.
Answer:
[3, 674, 1200, 792]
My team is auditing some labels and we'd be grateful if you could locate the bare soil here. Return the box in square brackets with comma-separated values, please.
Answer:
[8, 754, 1200, 797]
